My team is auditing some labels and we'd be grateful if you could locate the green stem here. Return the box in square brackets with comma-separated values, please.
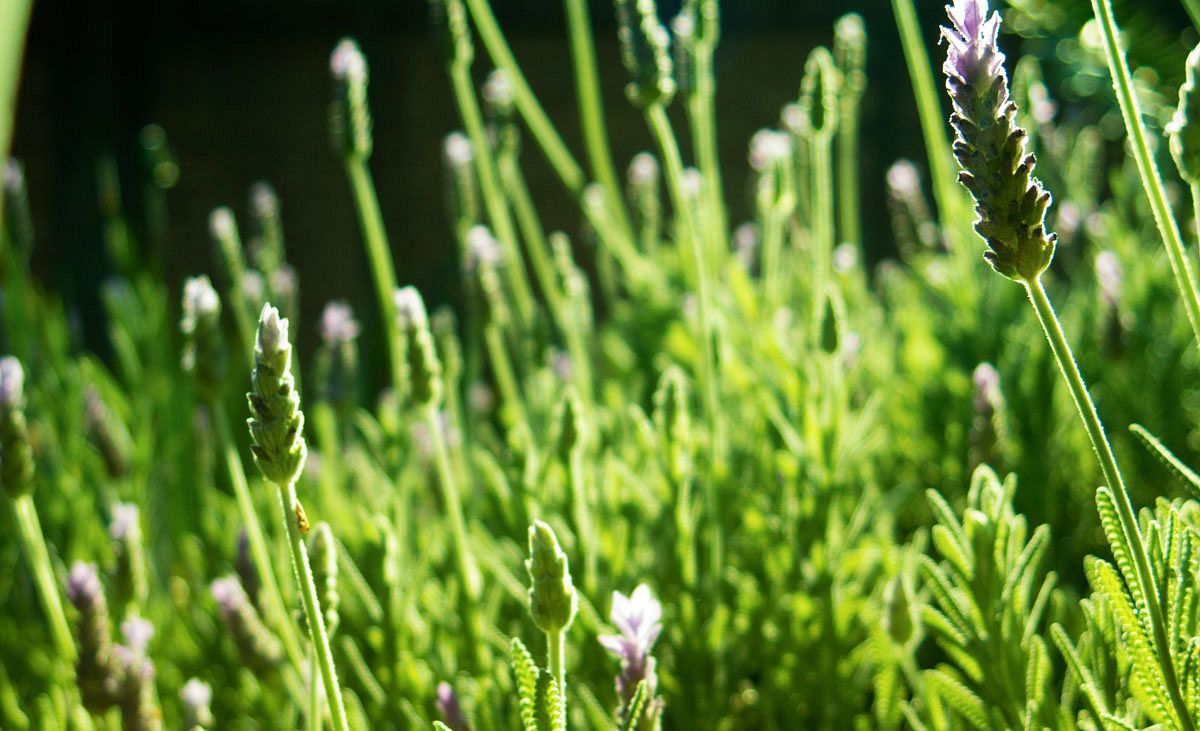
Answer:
[214, 227, 257, 372]
[276, 478, 349, 731]
[0, 0, 29, 193]
[646, 103, 724, 586]
[309, 651, 321, 731]
[0, 0, 32, 230]
[424, 404, 482, 603]
[497, 150, 564, 319]
[448, 54, 536, 329]
[13, 494, 75, 661]
[811, 135, 835, 336]
[1024, 277, 1193, 731]
[343, 158, 405, 392]
[889, 0, 962, 228]
[547, 629, 566, 722]
[1090, 0, 1200, 351]
[483, 323, 528, 431]
[461, 0, 586, 196]
[564, 0, 633, 239]
[837, 97, 862, 250]
[567, 448, 595, 593]
[212, 402, 305, 674]
[688, 41, 728, 262]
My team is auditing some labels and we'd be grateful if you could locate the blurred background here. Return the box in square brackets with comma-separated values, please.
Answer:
[10, 0, 1197, 363]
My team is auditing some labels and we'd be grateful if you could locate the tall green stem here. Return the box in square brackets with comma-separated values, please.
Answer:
[688, 42, 728, 262]
[811, 136, 835, 335]
[424, 402, 487, 669]
[547, 629, 567, 722]
[497, 151, 564, 319]
[275, 478, 349, 731]
[564, 0, 632, 239]
[448, 55, 536, 329]
[461, 0, 586, 196]
[13, 494, 75, 661]
[646, 104, 724, 588]
[213, 402, 304, 673]
[344, 158, 405, 392]
[837, 96, 862, 250]
[1024, 277, 1193, 731]
[0, 0, 32, 229]
[889, 0, 964, 229]
[1090, 0, 1200, 351]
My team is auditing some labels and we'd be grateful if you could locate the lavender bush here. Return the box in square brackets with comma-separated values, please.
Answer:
[4, 0, 1200, 727]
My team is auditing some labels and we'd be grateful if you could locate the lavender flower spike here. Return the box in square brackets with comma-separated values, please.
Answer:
[436, 682, 470, 731]
[599, 584, 663, 705]
[943, 0, 1055, 282]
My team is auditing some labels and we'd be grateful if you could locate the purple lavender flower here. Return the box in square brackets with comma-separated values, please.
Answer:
[211, 575, 283, 672]
[0, 356, 24, 408]
[599, 584, 662, 704]
[943, 0, 1055, 281]
[67, 562, 121, 713]
[436, 682, 470, 731]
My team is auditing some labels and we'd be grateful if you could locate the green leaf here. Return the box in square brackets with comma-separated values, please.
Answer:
[619, 681, 650, 731]
[511, 638, 541, 731]
[1131, 424, 1200, 499]
[924, 667, 988, 729]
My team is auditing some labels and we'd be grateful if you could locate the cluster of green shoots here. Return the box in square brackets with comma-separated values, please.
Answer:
[6, 0, 1200, 727]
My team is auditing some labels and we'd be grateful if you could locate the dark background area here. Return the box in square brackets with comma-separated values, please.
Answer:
[9, 0, 1195, 362]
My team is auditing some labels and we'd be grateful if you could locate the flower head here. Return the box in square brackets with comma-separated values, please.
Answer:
[246, 304, 307, 485]
[943, 0, 1055, 281]
[599, 584, 663, 704]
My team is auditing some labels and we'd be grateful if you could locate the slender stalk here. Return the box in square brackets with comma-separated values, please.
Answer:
[811, 136, 835, 336]
[13, 495, 75, 661]
[483, 323, 528, 431]
[889, 0, 963, 228]
[567, 446, 595, 592]
[688, 42, 728, 262]
[212, 402, 304, 673]
[447, 55, 536, 329]
[547, 630, 567, 722]
[497, 151, 564, 318]
[461, 0, 586, 196]
[309, 651, 321, 731]
[344, 158, 405, 391]
[275, 478, 349, 731]
[0, 0, 32, 228]
[837, 95, 862, 250]
[564, 0, 632, 239]
[1024, 277, 1193, 731]
[423, 403, 487, 669]
[1090, 0, 1200, 351]
[646, 104, 725, 588]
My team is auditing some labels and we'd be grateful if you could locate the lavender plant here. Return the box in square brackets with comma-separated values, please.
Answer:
[5, 0, 1200, 727]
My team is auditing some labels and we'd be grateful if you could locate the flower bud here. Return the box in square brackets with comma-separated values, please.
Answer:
[525, 520, 577, 634]
[110, 502, 148, 614]
[834, 14, 867, 103]
[798, 47, 839, 138]
[437, 682, 470, 731]
[181, 678, 214, 730]
[943, 0, 1055, 281]
[3, 159, 33, 258]
[67, 562, 120, 713]
[246, 304, 307, 485]
[329, 39, 373, 159]
[615, 0, 676, 108]
[211, 575, 283, 673]
[443, 131, 480, 231]
[247, 181, 285, 275]
[394, 287, 444, 408]
[0, 356, 33, 498]
[1169, 43, 1200, 184]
